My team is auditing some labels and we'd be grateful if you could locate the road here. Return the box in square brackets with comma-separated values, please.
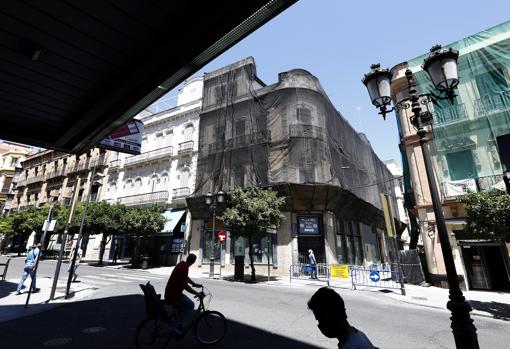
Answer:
[1, 257, 509, 348]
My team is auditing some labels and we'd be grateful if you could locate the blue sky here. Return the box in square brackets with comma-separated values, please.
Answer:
[169, 0, 510, 167]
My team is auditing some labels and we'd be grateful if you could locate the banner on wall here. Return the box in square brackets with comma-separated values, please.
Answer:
[98, 119, 144, 155]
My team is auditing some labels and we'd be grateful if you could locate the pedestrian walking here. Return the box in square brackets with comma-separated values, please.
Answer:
[16, 243, 41, 295]
[308, 287, 377, 349]
[308, 249, 318, 279]
[68, 247, 83, 283]
[112, 244, 120, 264]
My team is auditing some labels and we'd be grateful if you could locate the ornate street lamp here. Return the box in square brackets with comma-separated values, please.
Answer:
[205, 190, 226, 278]
[363, 45, 479, 349]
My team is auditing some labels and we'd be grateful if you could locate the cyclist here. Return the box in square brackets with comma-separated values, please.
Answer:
[164, 253, 203, 334]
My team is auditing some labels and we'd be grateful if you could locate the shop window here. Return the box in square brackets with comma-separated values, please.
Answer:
[232, 235, 273, 264]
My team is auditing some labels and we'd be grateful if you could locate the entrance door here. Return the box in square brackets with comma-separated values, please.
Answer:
[461, 244, 510, 291]
[298, 236, 325, 264]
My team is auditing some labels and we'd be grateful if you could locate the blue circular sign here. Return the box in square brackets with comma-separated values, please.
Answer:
[369, 271, 380, 282]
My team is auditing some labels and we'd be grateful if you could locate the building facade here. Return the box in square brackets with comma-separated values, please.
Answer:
[103, 77, 203, 265]
[0, 142, 33, 214]
[186, 58, 399, 276]
[392, 21, 510, 290]
[10, 147, 109, 259]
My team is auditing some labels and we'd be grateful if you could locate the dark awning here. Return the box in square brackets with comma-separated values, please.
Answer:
[0, 0, 296, 153]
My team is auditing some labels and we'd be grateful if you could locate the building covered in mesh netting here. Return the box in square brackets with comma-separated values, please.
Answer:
[186, 57, 400, 275]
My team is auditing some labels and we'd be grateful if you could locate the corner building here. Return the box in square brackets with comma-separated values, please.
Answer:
[187, 58, 399, 276]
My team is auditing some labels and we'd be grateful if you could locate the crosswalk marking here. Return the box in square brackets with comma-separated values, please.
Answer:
[82, 275, 131, 283]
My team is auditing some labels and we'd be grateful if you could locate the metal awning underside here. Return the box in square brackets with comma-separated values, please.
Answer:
[0, 0, 296, 153]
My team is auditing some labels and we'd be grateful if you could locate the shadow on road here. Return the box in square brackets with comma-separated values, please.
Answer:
[469, 300, 510, 320]
[0, 293, 324, 349]
[0, 281, 18, 299]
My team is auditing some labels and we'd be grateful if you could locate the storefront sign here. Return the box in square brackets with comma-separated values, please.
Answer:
[331, 264, 349, 278]
[298, 216, 321, 235]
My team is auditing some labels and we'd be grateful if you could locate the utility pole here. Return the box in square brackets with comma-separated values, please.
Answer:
[49, 178, 80, 301]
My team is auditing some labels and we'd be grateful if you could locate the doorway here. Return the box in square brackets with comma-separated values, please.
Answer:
[461, 243, 510, 291]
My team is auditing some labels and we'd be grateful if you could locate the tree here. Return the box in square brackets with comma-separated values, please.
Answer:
[9, 207, 47, 240]
[459, 190, 510, 241]
[220, 187, 285, 281]
[124, 205, 166, 262]
[85, 202, 127, 265]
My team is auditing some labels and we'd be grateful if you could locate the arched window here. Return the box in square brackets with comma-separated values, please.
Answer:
[125, 180, 133, 196]
[184, 124, 194, 142]
[160, 173, 169, 191]
[150, 175, 159, 192]
[180, 168, 190, 188]
[108, 181, 117, 199]
[134, 178, 142, 195]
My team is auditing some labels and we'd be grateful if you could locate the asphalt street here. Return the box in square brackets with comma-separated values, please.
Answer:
[1, 257, 509, 348]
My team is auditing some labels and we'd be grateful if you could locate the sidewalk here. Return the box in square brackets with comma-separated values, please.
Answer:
[0, 276, 96, 323]
[148, 266, 510, 321]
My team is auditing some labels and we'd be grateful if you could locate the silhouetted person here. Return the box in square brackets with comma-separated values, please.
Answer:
[16, 243, 41, 295]
[308, 287, 376, 349]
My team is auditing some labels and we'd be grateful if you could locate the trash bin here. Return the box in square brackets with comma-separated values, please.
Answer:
[142, 256, 150, 270]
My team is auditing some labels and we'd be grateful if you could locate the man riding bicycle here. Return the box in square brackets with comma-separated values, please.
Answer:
[164, 253, 204, 334]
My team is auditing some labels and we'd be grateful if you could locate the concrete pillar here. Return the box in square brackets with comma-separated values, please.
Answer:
[324, 211, 337, 265]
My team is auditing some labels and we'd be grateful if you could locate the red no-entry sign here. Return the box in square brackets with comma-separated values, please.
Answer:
[218, 231, 226, 242]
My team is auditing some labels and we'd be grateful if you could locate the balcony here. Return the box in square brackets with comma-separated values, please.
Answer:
[46, 168, 66, 179]
[442, 174, 505, 199]
[178, 141, 194, 154]
[118, 190, 169, 207]
[0, 188, 10, 194]
[109, 159, 122, 170]
[124, 146, 173, 167]
[434, 103, 467, 125]
[26, 175, 45, 185]
[475, 90, 510, 116]
[173, 187, 190, 199]
[289, 125, 324, 141]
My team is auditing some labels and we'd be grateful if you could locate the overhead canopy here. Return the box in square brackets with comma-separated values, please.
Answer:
[161, 210, 186, 234]
[0, 0, 296, 153]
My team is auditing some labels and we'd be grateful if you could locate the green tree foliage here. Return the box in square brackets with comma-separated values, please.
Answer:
[459, 190, 510, 241]
[220, 187, 285, 281]
[0, 215, 13, 236]
[124, 205, 166, 237]
[8, 207, 47, 240]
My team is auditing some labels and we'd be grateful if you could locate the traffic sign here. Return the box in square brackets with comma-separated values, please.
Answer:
[369, 271, 380, 282]
[217, 231, 226, 242]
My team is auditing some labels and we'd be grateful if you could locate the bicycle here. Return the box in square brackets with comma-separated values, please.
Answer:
[135, 282, 227, 348]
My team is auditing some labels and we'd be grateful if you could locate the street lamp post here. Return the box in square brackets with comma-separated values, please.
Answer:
[205, 191, 225, 278]
[362, 45, 479, 349]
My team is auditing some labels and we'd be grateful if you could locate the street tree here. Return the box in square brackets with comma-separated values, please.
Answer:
[8, 207, 47, 240]
[220, 187, 285, 281]
[460, 190, 510, 241]
[85, 201, 127, 265]
[124, 205, 166, 262]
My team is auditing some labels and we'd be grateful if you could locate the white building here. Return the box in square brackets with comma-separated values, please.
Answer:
[102, 77, 203, 264]
[384, 159, 412, 248]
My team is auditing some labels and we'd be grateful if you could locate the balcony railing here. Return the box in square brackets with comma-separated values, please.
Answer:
[26, 175, 45, 185]
[178, 141, 194, 153]
[173, 187, 190, 199]
[442, 174, 505, 198]
[118, 190, 169, 207]
[475, 90, 510, 116]
[289, 125, 324, 141]
[434, 103, 467, 125]
[124, 146, 173, 167]
[46, 168, 66, 179]
[109, 159, 122, 169]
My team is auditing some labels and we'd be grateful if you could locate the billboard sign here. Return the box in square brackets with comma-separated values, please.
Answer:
[298, 216, 321, 235]
[98, 119, 144, 155]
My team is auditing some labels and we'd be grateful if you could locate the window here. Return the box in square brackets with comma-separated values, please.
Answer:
[165, 131, 173, 147]
[180, 168, 190, 188]
[297, 107, 312, 125]
[184, 125, 194, 142]
[160, 173, 169, 191]
[231, 235, 273, 264]
[150, 175, 159, 192]
[10, 157, 19, 167]
[155, 133, 164, 149]
[235, 119, 246, 137]
[446, 150, 477, 180]
[134, 178, 142, 195]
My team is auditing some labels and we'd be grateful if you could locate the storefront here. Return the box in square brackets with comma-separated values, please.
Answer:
[459, 240, 510, 291]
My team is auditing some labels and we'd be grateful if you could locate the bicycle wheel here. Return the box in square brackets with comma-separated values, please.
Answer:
[135, 317, 171, 349]
[194, 310, 227, 345]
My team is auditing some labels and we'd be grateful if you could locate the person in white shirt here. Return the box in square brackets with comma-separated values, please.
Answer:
[308, 287, 377, 349]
